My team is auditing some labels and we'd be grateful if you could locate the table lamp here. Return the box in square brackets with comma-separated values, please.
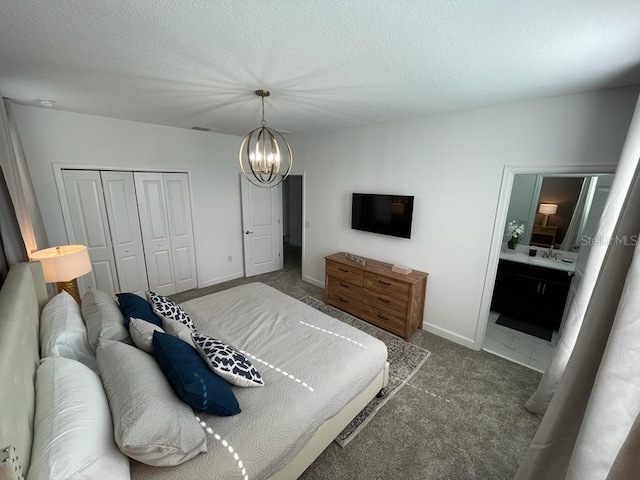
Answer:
[538, 203, 558, 227]
[29, 245, 92, 304]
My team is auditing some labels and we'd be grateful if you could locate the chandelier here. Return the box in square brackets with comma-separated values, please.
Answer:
[238, 90, 293, 187]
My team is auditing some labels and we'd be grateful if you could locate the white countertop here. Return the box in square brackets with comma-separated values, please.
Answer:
[500, 247, 577, 273]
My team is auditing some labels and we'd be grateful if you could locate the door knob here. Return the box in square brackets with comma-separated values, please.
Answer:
[245, 230, 254, 234]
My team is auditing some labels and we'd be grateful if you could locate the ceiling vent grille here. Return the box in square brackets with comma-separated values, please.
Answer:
[191, 126, 212, 132]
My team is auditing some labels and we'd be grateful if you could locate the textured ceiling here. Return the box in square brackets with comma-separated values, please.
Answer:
[1, 0, 639, 135]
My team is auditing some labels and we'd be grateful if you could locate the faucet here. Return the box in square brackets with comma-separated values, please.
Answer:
[543, 245, 556, 260]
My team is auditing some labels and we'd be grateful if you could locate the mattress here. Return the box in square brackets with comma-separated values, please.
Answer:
[131, 283, 388, 480]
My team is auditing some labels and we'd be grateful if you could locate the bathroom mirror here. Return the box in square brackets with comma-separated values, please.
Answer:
[505, 173, 613, 252]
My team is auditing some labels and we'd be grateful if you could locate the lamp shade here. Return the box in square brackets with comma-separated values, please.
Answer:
[29, 245, 92, 283]
[538, 203, 558, 215]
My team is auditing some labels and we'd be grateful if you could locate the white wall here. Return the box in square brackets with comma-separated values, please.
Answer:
[12, 105, 244, 288]
[290, 86, 640, 348]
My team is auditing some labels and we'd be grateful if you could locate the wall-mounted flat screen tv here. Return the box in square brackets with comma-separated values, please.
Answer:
[351, 193, 414, 239]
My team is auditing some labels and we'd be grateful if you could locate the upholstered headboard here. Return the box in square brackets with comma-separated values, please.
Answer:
[0, 263, 47, 476]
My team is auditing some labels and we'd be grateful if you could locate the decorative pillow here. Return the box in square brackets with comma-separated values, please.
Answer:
[163, 317, 196, 348]
[0, 445, 23, 480]
[81, 287, 131, 353]
[28, 357, 130, 480]
[192, 333, 264, 388]
[116, 292, 162, 328]
[152, 331, 241, 416]
[96, 340, 207, 466]
[147, 291, 196, 331]
[39, 290, 97, 373]
[129, 317, 164, 354]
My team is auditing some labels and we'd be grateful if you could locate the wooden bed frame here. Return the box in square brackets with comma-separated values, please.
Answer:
[0, 263, 389, 479]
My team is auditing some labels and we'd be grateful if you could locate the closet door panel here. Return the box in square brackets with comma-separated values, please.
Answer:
[164, 173, 197, 292]
[135, 172, 176, 295]
[101, 171, 149, 296]
[61, 170, 118, 296]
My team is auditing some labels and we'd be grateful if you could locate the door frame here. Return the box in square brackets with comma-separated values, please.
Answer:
[238, 171, 307, 280]
[474, 164, 616, 351]
[286, 172, 306, 281]
[53, 163, 199, 290]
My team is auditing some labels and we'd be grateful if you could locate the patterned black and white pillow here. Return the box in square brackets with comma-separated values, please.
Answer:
[146, 291, 196, 331]
[192, 333, 264, 388]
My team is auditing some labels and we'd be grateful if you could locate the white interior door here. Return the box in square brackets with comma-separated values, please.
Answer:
[240, 176, 283, 277]
[135, 172, 176, 295]
[101, 171, 149, 296]
[61, 170, 119, 296]
[164, 173, 197, 292]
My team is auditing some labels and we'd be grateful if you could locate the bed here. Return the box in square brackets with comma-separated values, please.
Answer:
[0, 262, 389, 480]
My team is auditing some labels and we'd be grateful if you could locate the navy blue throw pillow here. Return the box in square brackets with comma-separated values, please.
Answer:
[116, 293, 162, 328]
[152, 331, 241, 417]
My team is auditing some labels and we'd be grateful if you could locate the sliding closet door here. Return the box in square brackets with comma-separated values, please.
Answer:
[164, 173, 197, 292]
[134, 172, 176, 296]
[61, 170, 119, 295]
[101, 171, 149, 296]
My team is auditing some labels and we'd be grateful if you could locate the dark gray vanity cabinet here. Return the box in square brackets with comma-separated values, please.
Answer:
[491, 259, 572, 330]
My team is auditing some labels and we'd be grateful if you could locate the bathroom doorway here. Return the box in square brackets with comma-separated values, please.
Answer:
[479, 168, 614, 372]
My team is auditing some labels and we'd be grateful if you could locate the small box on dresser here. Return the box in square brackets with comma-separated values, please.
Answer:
[325, 252, 428, 341]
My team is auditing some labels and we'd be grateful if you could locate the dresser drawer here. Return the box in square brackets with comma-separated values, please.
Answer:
[364, 271, 410, 298]
[361, 303, 406, 336]
[326, 260, 364, 286]
[327, 277, 363, 297]
[362, 289, 407, 317]
[327, 289, 362, 317]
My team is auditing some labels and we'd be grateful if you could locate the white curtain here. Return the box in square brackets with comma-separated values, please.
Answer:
[560, 176, 591, 251]
[515, 96, 640, 479]
[0, 97, 48, 254]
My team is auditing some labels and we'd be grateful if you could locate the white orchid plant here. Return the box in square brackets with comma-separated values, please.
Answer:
[505, 220, 525, 249]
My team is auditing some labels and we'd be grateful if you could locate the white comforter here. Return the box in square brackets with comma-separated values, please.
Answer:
[130, 283, 387, 480]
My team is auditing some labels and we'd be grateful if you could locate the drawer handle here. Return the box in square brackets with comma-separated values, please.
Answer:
[378, 297, 390, 303]
[377, 313, 389, 321]
[339, 282, 350, 288]
[339, 268, 349, 273]
[378, 280, 392, 286]
[339, 296, 349, 304]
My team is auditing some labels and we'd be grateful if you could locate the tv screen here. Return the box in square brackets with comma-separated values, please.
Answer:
[351, 193, 414, 239]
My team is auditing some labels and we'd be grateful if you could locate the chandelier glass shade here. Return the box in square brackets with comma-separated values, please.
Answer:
[238, 90, 293, 187]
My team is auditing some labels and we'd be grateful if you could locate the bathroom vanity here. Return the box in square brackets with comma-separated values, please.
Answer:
[491, 250, 575, 331]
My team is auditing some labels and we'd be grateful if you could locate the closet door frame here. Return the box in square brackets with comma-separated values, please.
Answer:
[53, 163, 200, 293]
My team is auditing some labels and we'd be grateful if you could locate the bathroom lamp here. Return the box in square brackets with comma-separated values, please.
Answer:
[538, 203, 558, 227]
[29, 245, 92, 304]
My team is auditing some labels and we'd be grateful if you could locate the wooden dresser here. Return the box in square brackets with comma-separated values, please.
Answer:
[324, 252, 428, 341]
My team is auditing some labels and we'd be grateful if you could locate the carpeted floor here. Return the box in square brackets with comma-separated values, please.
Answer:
[171, 244, 542, 479]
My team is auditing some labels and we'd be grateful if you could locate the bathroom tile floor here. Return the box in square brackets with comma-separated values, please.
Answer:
[483, 311, 559, 373]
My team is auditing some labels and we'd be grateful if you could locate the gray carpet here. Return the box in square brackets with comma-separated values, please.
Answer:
[171, 244, 542, 479]
[301, 296, 430, 446]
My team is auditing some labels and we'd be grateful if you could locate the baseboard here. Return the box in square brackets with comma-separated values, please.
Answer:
[198, 272, 244, 289]
[303, 275, 325, 289]
[422, 323, 476, 350]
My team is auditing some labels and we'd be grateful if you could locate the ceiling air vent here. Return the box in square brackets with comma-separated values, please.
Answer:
[191, 126, 212, 132]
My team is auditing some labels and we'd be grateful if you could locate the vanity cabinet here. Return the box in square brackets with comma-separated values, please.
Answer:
[491, 259, 572, 329]
[325, 252, 428, 341]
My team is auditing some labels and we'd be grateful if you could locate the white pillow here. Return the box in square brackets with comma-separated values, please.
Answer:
[39, 290, 97, 373]
[129, 317, 164, 354]
[81, 287, 131, 353]
[162, 317, 196, 348]
[96, 340, 207, 466]
[28, 357, 130, 480]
